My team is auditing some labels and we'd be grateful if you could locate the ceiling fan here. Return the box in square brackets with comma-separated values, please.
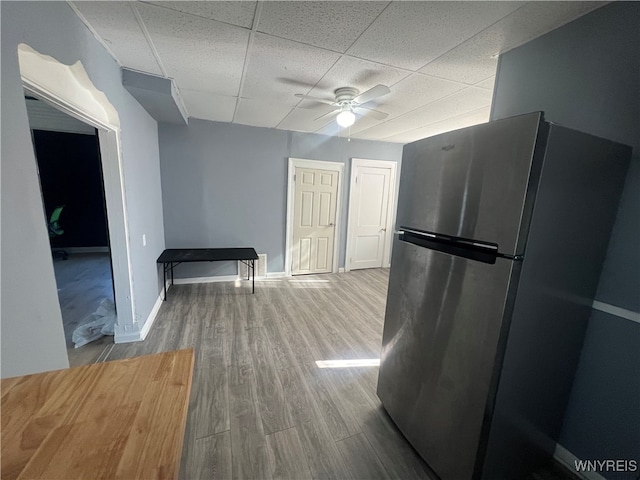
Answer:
[295, 84, 391, 128]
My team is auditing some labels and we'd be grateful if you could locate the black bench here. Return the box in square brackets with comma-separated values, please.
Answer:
[157, 248, 259, 300]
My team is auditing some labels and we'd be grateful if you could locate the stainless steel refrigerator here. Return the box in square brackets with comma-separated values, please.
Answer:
[377, 112, 631, 480]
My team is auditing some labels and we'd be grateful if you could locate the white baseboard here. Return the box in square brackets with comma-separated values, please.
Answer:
[172, 273, 287, 284]
[139, 291, 164, 341]
[266, 271, 287, 278]
[114, 322, 142, 343]
[114, 332, 140, 343]
[554, 444, 606, 480]
[172, 274, 238, 285]
[114, 284, 166, 343]
[338, 267, 345, 273]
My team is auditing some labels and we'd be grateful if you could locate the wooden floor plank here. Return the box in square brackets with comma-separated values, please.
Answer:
[185, 431, 232, 480]
[266, 427, 313, 480]
[336, 433, 391, 480]
[360, 406, 434, 480]
[247, 326, 294, 435]
[194, 364, 229, 439]
[228, 364, 271, 480]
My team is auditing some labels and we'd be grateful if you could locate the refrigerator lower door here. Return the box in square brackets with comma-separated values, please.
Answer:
[377, 238, 519, 480]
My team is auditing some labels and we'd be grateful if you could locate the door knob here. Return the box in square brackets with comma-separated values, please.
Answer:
[380, 227, 387, 232]
[329, 223, 335, 227]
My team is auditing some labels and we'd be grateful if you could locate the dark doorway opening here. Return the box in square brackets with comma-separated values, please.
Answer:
[25, 94, 116, 366]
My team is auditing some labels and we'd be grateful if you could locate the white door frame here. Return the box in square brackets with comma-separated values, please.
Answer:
[285, 158, 344, 276]
[18, 43, 136, 331]
[345, 158, 398, 272]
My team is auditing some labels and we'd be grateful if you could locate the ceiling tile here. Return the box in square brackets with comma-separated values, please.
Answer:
[145, 1, 257, 29]
[420, 49, 498, 85]
[348, 2, 522, 71]
[180, 89, 236, 122]
[376, 107, 491, 144]
[369, 73, 468, 120]
[234, 98, 294, 129]
[304, 56, 409, 106]
[475, 76, 495, 90]
[73, 1, 607, 142]
[495, 1, 607, 55]
[354, 87, 492, 140]
[135, 3, 249, 96]
[419, 1, 605, 83]
[276, 106, 335, 133]
[72, 1, 162, 75]
[242, 33, 341, 106]
[257, 1, 388, 53]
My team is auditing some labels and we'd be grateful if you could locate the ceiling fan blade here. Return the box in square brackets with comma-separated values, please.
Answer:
[314, 109, 339, 121]
[355, 106, 388, 120]
[353, 84, 391, 105]
[295, 93, 335, 106]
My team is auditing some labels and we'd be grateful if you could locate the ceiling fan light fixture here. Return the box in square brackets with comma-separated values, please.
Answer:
[336, 109, 355, 127]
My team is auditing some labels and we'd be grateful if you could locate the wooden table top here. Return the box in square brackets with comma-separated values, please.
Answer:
[1, 349, 195, 480]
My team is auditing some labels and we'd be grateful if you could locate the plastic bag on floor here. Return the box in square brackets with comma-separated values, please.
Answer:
[72, 298, 117, 348]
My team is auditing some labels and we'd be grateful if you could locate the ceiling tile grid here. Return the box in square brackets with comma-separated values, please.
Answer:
[474, 76, 496, 91]
[352, 86, 493, 140]
[234, 97, 300, 129]
[241, 33, 342, 106]
[144, 1, 258, 29]
[180, 89, 237, 123]
[493, 1, 607, 55]
[373, 73, 468, 119]
[135, 3, 249, 95]
[381, 106, 491, 143]
[72, 1, 163, 75]
[277, 105, 336, 133]
[305, 56, 410, 104]
[256, 1, 389, 53]
[70, 1, 606, 143]
[419, 47, 500, 86]
[346, 1, 522, 71]
[418, 1, 607, 84]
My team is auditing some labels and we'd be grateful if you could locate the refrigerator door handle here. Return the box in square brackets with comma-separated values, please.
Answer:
[399, 226, 500, 264]
[400, 227, 436, 238]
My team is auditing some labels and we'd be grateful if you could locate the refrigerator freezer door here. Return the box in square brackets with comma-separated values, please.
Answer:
[397, 112, 545, 256]
[377, 238, 519, 480]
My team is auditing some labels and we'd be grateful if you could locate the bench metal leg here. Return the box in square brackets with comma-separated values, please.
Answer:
[163, 264, 167, 301]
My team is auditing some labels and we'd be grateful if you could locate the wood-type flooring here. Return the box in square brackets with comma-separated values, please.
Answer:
[105, 269, 436, 480]
[101, 268, 578, 480]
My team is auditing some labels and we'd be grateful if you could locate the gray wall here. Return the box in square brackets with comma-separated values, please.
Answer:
[1, 2, 165, 377]
[491, 2, 639, 475]
[159, 119, 402, 277]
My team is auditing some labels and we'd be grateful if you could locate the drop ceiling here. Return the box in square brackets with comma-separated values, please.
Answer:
[71, 1, 605, 143]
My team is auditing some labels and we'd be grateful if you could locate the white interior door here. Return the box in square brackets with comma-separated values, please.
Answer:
[347, 161, 396, 271]
[292, 167, 339, 275]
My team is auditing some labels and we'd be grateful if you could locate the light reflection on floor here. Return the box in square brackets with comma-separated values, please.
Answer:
[315, 359, 380, 368]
